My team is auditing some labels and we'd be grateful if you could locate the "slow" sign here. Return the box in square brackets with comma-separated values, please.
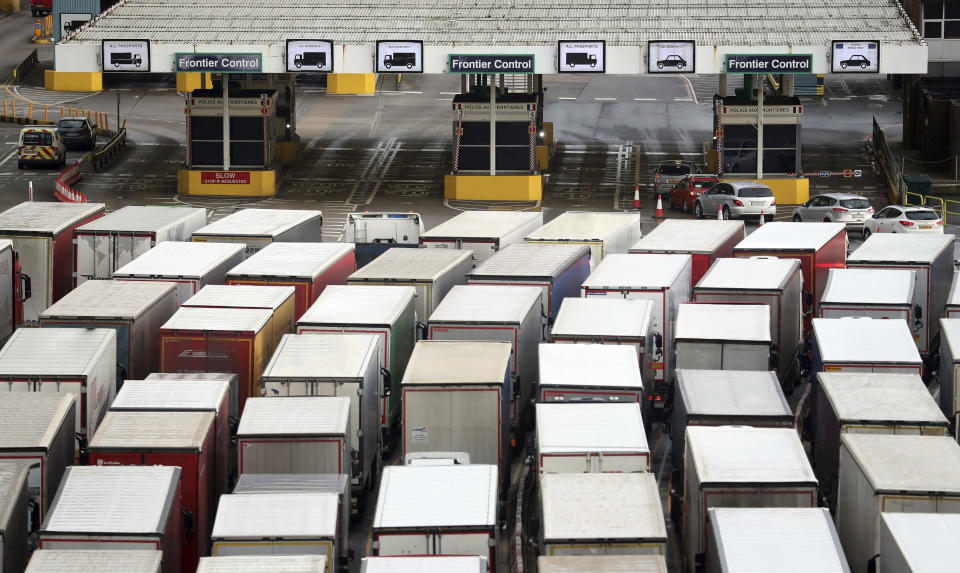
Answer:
[201, 171, 251, 185]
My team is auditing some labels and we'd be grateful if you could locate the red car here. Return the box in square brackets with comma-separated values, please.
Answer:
[670, 175, 719, 213]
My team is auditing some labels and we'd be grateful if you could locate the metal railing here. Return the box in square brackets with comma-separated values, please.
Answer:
[90, 128, 126, 172]
[10, 49, 38, 86]
[872, 116, 907, 203]
[55, 161, 87, 203]
[904, 190, 958, 224]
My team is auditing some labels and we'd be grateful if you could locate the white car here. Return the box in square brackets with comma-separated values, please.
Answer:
[792, 193, 873, 229]
[862, 206, 944, 238]
[694, 181, 776, 221]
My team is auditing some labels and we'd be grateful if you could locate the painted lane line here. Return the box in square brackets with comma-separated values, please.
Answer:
[595, 97, 616, 101]
[634, 97, 657, 101]
[557, 97, 577, 101]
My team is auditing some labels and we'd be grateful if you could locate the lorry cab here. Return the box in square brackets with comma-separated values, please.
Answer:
[17, 126, 65, 169]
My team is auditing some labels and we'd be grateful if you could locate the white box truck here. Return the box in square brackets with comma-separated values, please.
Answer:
[0, 463, 29, 573]
[192, 208, 323, 254]
[144, 373, 239, 432]
[26, 550, 163, 573]
[428, 285, 542, 424]
[674, 303, 771, 371]
[260, 334, 380, 490]
[113, 241, 246, 304]
[0, 240, 26, 344]
[836, 434, 960, 573]
[812, 318, 923, 376]
[820, 269, 918, 330]
[537, 343, 645, 405]
[197, 555, 326, 573]
[946, 271, 960, 318]
[536, 403, 649, 473]
[537, 556, 666, 573]
[342, 212, 424, 268]
[524, 212, 642, 270]
[939, 318, 960, 426]
[628, 219, 745, 287]
[420, 210, 543, 264]
[879, 512, 960, 573]
[73, 206, 207, 285]
[362, 556, 487, 573]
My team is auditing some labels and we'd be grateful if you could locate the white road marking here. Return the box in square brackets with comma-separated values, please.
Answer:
[558, 97, 577, 101]
[633, 98, 657, 101]
[595, 97, 616, 101]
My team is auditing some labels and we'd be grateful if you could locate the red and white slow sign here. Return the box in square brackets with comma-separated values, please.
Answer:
[200, 171, 251, 184]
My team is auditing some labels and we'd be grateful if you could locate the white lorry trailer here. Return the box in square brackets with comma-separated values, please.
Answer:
[420, 210, 543, 264]
[113, 241, 246, 304]
[536, 403, 649, 473]
[811, 318, 924, 376]
[362, 557, 487, 572]
[537, 343, 645, 405]
[26, 550, 163, 573]
[674, 303, 771, 371]
[341, 212, 423, 268]
[819, 269, 918, 332]
[524, 212, 641, 270]
[197, 555, 326, 573]
[192, 208, 323, 254]
[938, 318, 960, 428]
[879, 512, 960, 573]
[538, 556, 666, 572]
[0, 463, 29, 573]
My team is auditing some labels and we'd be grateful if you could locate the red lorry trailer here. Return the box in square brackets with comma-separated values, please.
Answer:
[628, 219, 745, 288]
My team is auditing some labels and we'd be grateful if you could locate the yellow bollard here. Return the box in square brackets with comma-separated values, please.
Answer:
[104, 116, 108, 131]
[28, 103, 33, 120]
[44, 105, 48, 122]
[2, 100, 6, 117]
[11, 101, 15, 118]
[121, 118, 126, 130]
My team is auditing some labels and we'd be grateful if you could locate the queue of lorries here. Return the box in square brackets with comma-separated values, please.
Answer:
[0, 202, 956, 572]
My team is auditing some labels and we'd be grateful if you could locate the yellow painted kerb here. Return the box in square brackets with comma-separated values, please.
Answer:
[722, 177, 809, 204]
[328, 73, 376, 94]
[444, 174, 542, 201]
[177, 169, 276, 197]
[44, 70, 102, 92]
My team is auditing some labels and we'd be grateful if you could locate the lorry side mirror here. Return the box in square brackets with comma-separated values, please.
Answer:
[914, 304, 923, 321]
[182, 510, 194, 534]
[804, 290, 814, 309]
[380, 368, 392, 397]
[528, 516, 540, 537]
[18, 274, 31, 302]
[415, 322, 428, 341]
[652, 332, 663, 356]
[866, 555, 879, 573]
[512, 374, 521, 401]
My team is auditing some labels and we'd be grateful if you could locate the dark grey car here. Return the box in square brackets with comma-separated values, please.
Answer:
[58, 117, 96, 151]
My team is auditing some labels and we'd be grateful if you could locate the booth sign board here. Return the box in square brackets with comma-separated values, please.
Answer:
[453, 102, 536, 121]
[286, 40, 334, 73]
[176, 53, 262, 73]
[648, 40, 695, 73]
[201, 172, 251, 185]
[721, 105, 803, 116]
[831, 41, 879, 73]
[102, 40, 151, 72]
[558, 41, 605, 73]
[187, 95, 276, 117]
[724, 54, 812, 74]
[61, 13, 92, 38]
[449, 54, 535, 74]
[377, 41, 423, 73]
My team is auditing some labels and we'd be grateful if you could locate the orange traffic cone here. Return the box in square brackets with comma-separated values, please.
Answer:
[717, 204, 724, 220]
[654, 195, 664, 219]
[633, 185, 640, 209]
[759, 209, 765, 226]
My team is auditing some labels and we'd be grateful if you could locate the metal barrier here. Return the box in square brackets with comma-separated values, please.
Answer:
[10, 50, 38, 86]
[872, 116, 906, 204]
[55, 161, 87, 203]
[89, 128, 126, 172]
[903, 190, 960, 225]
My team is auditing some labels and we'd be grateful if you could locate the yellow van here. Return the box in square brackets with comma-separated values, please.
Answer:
[18, 126, 66, 169]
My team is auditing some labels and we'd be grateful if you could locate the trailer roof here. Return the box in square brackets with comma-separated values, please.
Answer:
[841, 434, 960, 494]
[297, 285, 416, 327]
[212, 493, 339, 539]
[0, 327, 115, 377]
[948, 272, 960, 308]
[581, 253, 691, 290]
[0, 463, 28, 531]
[261, 334, 379, 380]
[233, 473, 348, 495]
[160, 306, 272, 332]
[676, 370, 791, 418]
[43, 466, 179, 535]
[675, 303, 770, 343]
[26, 550, 164, 572]
[193, 208, 322, 238]
[629, 220, 744, 255]
[184, 284, 296, 310]
[818, 372, 945, 425]
[0, 393, 75, 449]
[708, 508, 849, 572]
[688, 426, 816, 485]
[695, 257, 800, 291]
[421, 210, 541, 240]
[537, 556, 667, 573]
[942, 318, 960, 359]
[847, 233, 954, 264]
[536, 403, 648, 454]
[525, 212, 640, 242]
[197, 555, 327, 573]
[0, 201, 104, 235]
[226, 242, 355, 279]
[237, 397, 351, 437]
[538, 343, 644, 390]
[551, 298, 653, 339]
[76, 205, 206, 233]
[113, 241, 244, 279]
[429, 285, 542, 324]
[362, 557, 487, 573]
[468, 243, 590, 280]
[881, 513, 960, 573]
[540, 473, 665, 541]
[374, 465, 497, 529]
[40, 280, 177, 320]
[820, 268, 915, 305]
[347, 247, 471, 282]
[811, 318, 922, 364]
[733, 221, 846, 252]
[111, 379, 229, 412]
[402, 340, 512, 386]
[89, 411, 214, 450]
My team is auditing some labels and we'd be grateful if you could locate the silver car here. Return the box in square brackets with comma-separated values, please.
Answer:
[654, 160, 696, 199]
[694, 181, 776, 221]
[792, 193, 873, 229]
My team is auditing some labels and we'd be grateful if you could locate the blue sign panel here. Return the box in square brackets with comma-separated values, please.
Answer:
[449, 55, 535, 74]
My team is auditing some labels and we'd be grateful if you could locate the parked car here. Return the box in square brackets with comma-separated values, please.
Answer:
[657, 54, 687, 69]
[694, 181, 776, 221]
[17, 126, 65, 169]
[862, 205, 943, 237]
[58, 117, 96, 151]
[653, 160, 696, 199]
[840, 54, 870, 69]
[791, 193, 873, 228]
[669, 175, 719, 212]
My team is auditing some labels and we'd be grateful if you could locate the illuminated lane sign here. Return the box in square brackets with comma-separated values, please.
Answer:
[449, 55, 535, 74]
[832, 41, 879, 73]
[724, 54, 812, 74]
[175, 53, 262, 73]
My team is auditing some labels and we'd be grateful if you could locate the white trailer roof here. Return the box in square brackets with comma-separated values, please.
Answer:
[298, 285, 416, 327]
[233, 473, 348, 495]
[421, 210, 541, 240]
[226, 242, 354, 279]
[76, 205, 206, 233]
[160, 306, 271, 333]
[943, 318, 960, 359]
[526, 212, 640, 241]
[0, 393, 75, 449]
[695, 257, 801, 291]
[538, 343, 643, 390]
[468, 243, 590, 280]
[881, 513, 960, 573]
[949, 272, 960, 307]
[537, 556, 667, 573]
[26, 550, 164, 572]
[675, 303, 770, 343]
[821, 268, 915, 305]
[111, 379, 229, 412]
[536, 403, 648, 454]
[687, 426, 816, 485]
[212, 493, 339, 539]
[848, 233, 954, 264]
[551, 298, 653, 339]
[734, 222, 846, 251]
[89, 411, 214, 450]
[540, 472, 665, 542]
[237, 397, 351, 437]
[818, 372, 945, 425]
[113, 241, 244, 279]
[582, 253, 691, 290]
[43, 466, 179, 535]
[402, 340, 512, 386]
[197, 555, 327, 573]
[629, 220, 744, 254]
[193, 208, 322, 238]
[812, 318, 922, 364]
[429, 285, 542, 323]
[708, 508, 850, 572]
[348, 247, 471, 282]
[676, 370, 791, 418]
[184, 284, 295, 310]
[374, 465, 498, 529]
[362, 557, 487, 573]
[0, 328, 115, 377]
[841, 434, 960, 494]
[261, 334, 379, 380]
[40, 280, 177, 320]
[0, 463, 28, 530]
[0, 201, 104, 235]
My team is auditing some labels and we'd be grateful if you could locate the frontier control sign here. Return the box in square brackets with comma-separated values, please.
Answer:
[176, 53, 262, 73]
[725, 54, 812, 74]
[449, 55, 534, 74]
